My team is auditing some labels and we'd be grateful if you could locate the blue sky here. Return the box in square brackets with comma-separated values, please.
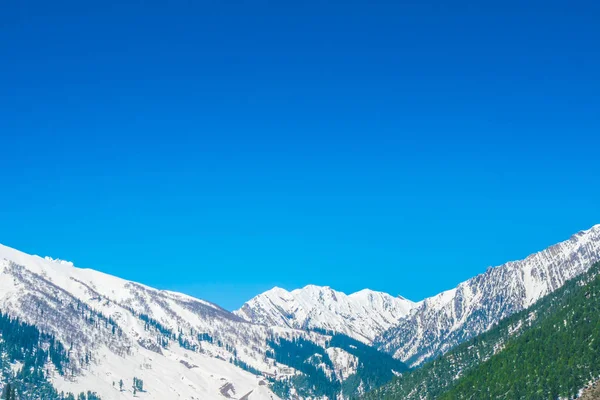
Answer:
[1, 1, 599, 310]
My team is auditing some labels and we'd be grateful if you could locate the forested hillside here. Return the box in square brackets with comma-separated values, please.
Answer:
[363, 262, 600, 400]
[268, 333, 408, 399]
[439, 261, 600, 400]
[0, 311, 100, 400]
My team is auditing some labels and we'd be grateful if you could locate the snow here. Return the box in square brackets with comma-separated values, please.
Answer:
[0, 243, 283, 400]
[325, 347, 358, 380]
[245, 385, 281, 400]
[235, 284, 416, 344]
[44, 256, 74, 266]
[235, 224, 600, 369]
[50, 344, 273, 400]
[9, 361, 23, 375]
[2, 222, 600, 398]
[380, 223, 600, 366]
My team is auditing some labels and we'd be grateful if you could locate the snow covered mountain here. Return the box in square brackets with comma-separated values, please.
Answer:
[235, 286, 415, 344]
[236, 224, 600, 370]
[2, 224, 600, 398]
[0, 243, 283, 400]
[0, 243, 407, 400]
[375, 224, 600, 367]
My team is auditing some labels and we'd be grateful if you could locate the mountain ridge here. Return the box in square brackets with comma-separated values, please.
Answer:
[234, 224, 600, 369]
[234, 284, 416, 344]
[364, 260, 600, 400]
[376, 223, 600, 366]
[0, 242, 278, 399]
[0, 241, 407, 399]
[2, 223, 600, 399]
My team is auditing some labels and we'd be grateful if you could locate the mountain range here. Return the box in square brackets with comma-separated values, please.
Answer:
[365, 260, 600, 399]
[1, 223, 599, 399]
[234, 285, 415, 345]
[238, 224, 600, 368]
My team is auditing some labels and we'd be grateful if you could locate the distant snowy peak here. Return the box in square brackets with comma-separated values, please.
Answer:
[235, 284, 416, 344]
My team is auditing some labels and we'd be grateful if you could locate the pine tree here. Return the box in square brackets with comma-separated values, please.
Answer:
[133, 377, 144, 392]
[2, 383, 13, 400]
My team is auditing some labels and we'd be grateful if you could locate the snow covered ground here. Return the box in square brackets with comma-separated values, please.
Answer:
[0, 243, 284, 400]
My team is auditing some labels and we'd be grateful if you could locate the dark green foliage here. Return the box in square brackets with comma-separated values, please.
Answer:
[274, 373, 340, 400]
[137, 310, 221, 355]
[268, 377, 292, 398]
[309, 327, 336, 336]
[0, 310, 101, 400]
[267, 336, 339, 398]
[267, 334, 409, 399]
[136, 311, 185, 350]
[74, 393, 100, 400]
[268, 337, 334, 371]
[197, 333, 213, 343]
[231, 358, 262, 376]
[68, 299, 122, 338]
[329, 334, 408, 391]
[363, 262, 600, 400]
[439, 262, 600, 400]
[1, 383, 15, 400]
[133, 377, 144, 392]
[177, 332, 197, 351]
[138, 313, 174, 339]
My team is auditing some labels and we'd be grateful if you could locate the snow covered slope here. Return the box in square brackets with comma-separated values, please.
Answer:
[0, 243, 402, 400]
[376, 224, 600, 367]
[0, 243, 284, 400]
[3, 223, 600, 398]
[235, 285, 415, 344]
[236, 224, 600, 368]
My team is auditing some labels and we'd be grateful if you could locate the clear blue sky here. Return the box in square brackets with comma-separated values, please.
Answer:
[1, 1, 599, 310]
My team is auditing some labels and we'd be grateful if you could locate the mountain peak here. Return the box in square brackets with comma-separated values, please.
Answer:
[349, 288, 408, 300]
[377, 223, 600, 367]
[577, 223, 600, 236]
[293, 284, 333, 293]
[264, 286, 292, 296]
[235, 284, 415, 343]
[0, 241, 281, 400]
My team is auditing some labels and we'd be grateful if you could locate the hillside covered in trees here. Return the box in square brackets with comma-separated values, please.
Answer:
[0, 311, 100, 400]
[268, 332, 408, 399]
[363, 262, 600, 400]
